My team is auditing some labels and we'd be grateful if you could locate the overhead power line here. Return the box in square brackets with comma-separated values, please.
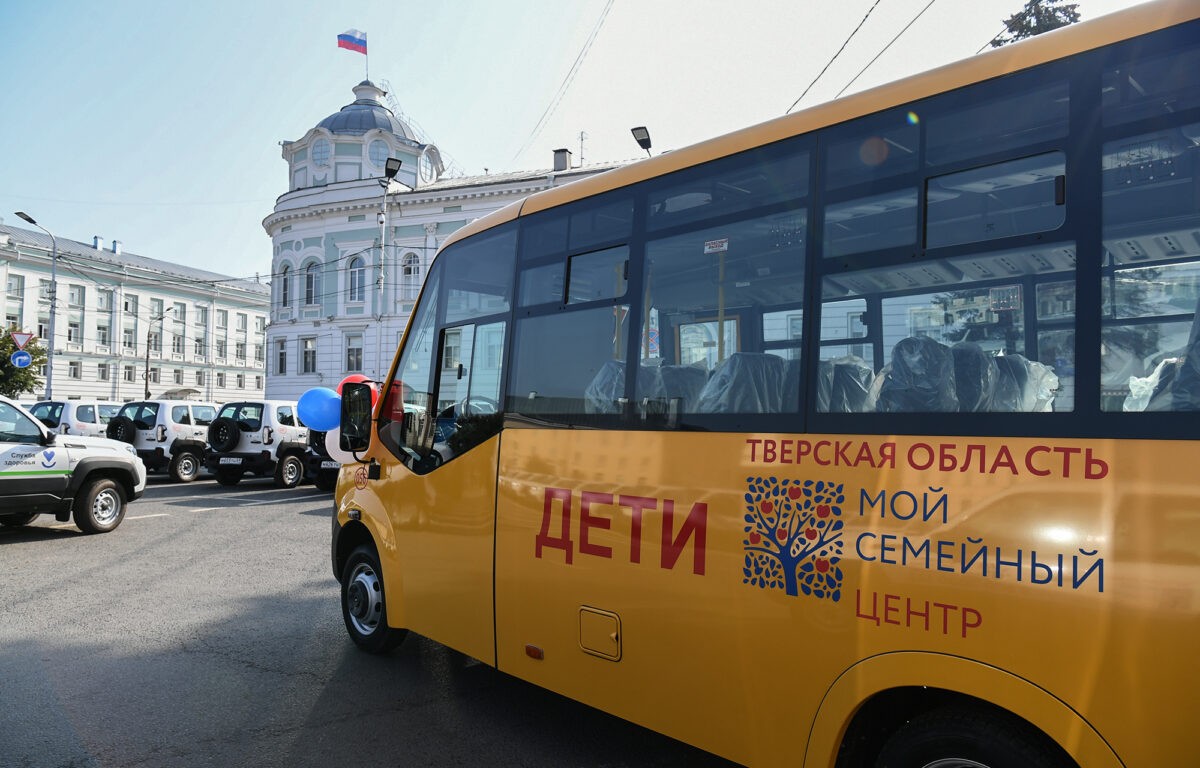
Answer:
[835, 0, 939, 99]
[786, 0, 885, 114]
[511, 0, 614, 164]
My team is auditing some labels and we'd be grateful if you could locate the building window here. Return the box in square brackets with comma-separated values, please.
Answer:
[276, 339, 287, 374]
[5, 312, 18, 329]
[255, 316, 266, 334]
[37, 316, 49, 339]
[253, 344, 263, 363]
[345, 333, 363, 371]
[97, 324, 110, 346]
[97, 289, 112, 311]
[124, 295, 138, 316]
[195, 305, 208, 326]
[123, 365, 136, 382]
[172, 334, 185, 355]
[401, 253, 421, 299]
[255, 375, 263, 390]
[312, 138, 331, 167]
[215, 339, 227, 358]
[216, 309, 228, 329]
[174, 369, 184, 385]
[150, 298, 164, 319]
[279, 265, 291, 308]
[216, 372, 226, 388]
[97, 363, 110, 381]
[196, 370, 205, 386]
[68, 285, 85, 307]
[235, 341, 246, 361]
[301, 337, 317, 373]
[149, 367, 160, 384]
[305, 263, 320, 305]
[67, 320, 81, 343]
[236, 373, 245, 389]
[173, 302, 187, 325]
[236, 312, 247, 332]
[123, 328, 136, 350]
[68, 361, 81, 379]
[7, 275, 24, 298]
[148, 330, 162, 353]
[194, 336, 207, 356]
[348, 257, 366, 302]
[39, 279, 51, 301]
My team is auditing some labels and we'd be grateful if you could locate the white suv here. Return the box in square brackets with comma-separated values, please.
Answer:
[0, 396, 146, 534]
[29, 399, 122, 437]
[106, 400, 219, 483]
[203, 400, 308, 488]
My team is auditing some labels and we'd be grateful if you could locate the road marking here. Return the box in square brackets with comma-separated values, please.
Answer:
[127, 513, 171, 520]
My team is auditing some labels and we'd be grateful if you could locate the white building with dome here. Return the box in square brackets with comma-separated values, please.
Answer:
[262, 80, 622, 399]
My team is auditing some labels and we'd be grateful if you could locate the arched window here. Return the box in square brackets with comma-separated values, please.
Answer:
[279, 264, 291, 308]
[401, 253, 422, 299]
[348, 257, 366, 302]
[305, 262, 320, 306]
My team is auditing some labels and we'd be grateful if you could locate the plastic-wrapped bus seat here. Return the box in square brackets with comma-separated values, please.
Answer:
[991, 354, 1030, 411]
[1026, 360, 1060, 412]
[816, 360, 834, 412]
[658, 364, 708, 412]
[1125, 357, 1181, 411]
[1171, 305, 1200, 410]
[696, 353, 786, 413]
[951, 342, 997, 412]
[824, 355, 874, 412]
[584, 360, 627, 414]
[876, 337, 958, 412]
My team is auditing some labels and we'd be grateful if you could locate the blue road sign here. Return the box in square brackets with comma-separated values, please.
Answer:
[11, 350, 32, 368]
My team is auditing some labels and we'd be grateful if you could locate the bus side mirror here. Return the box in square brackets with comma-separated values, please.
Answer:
[340, 382, 374, 453]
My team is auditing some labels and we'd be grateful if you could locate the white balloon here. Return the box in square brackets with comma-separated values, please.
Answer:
[324, 427, 358, 465]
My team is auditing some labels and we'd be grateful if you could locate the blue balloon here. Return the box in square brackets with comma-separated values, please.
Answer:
[297, 387, 341, 431]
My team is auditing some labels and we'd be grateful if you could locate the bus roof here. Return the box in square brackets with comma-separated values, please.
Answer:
[440, 0, 1200, 252]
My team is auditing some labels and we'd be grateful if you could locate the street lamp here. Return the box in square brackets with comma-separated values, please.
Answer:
[631, 126, 653, 157]
[144, 307, 174, 398]
[14, 211, 58, 400]
[376, 159, 403, 375]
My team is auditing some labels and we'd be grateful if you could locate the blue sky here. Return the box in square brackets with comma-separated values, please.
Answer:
[0, 0, 1149, 281]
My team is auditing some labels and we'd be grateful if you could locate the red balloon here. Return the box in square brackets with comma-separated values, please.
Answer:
[337, 374, 379, 408]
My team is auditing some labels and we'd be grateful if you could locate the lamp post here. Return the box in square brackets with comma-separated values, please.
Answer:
[376, 158, 402, 378]
[14, 211, 58, 399]
[631, 126, 653, 157]
[144, 307, 174, 398]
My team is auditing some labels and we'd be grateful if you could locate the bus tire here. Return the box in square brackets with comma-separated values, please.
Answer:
[341, 544, 407, 654]
[874, 704, 1070, 768]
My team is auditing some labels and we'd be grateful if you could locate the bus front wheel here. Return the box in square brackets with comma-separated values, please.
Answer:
[874, 704, 1071, 768]
[341, 544, 407, 654]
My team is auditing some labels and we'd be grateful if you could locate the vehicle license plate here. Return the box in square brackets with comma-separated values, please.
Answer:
[219, 457, 242, 465]
[321, 460, 340, 469]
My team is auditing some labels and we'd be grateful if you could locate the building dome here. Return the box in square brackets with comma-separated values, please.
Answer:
[315, 80, 417, 141]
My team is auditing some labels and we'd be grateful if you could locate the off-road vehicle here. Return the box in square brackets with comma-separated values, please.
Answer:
[29, 399, 122, 437]
[0, 395, 147, 534]
[106, 400, 219, 483]
[204, 400, 308, 488]
[304, 428, 340, 492]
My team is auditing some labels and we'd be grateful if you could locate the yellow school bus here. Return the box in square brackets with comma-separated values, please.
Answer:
[331, 2, 1200, 765]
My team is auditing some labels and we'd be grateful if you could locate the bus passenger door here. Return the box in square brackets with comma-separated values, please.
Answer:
[382, 320, 505, 665]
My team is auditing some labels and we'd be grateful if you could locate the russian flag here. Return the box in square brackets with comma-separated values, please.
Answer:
[338, 29, 367, 55]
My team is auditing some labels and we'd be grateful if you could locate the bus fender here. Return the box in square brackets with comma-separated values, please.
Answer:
[334, 487, 407, 629]
[801, 651, 1122, 768]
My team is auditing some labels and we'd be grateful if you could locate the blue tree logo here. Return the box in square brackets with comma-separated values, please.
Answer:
[743, 478, 845, 601]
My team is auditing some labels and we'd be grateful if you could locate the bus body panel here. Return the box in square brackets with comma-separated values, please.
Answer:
[491, 427, 1198, 766]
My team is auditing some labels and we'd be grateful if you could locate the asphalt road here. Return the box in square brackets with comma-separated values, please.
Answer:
[0, 475, 737, 768]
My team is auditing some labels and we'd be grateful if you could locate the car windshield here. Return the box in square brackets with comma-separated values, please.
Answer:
[117, 403, 160, 425]
[29, 402, 63, 426]
[0, 402, 44, 443]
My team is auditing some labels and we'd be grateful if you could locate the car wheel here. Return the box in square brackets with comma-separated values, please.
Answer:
[0, 512, 40, 528]
[72, 478, 126, 534]
[341, 544, 407, 654]
[106, 415, 137, 444]
[274, 454, 304, 489]
[874, 704, 1071, 768]
[314, 470, 338, 492]
[169, 450, 200, 483]
[207, 417, 240, 453]
[215, 468, 242, 486]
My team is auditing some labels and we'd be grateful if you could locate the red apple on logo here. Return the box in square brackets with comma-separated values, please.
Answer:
[815, 558, 830, 573]
[816, 504, 831, 518]
[788, 486, 803, 500]
[761, 500, 774, 514]
[749, 532, 761, 545]
[776, 527, 787, 541]
[805, 528, 818, 541]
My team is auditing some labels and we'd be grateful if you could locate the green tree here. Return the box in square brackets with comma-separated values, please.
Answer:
[990, 0, 1080, 47]
[0, 332, 47, 398]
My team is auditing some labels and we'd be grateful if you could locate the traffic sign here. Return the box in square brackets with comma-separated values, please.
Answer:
[10, 332, 32, 350]
[10, 350, 32, 368]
